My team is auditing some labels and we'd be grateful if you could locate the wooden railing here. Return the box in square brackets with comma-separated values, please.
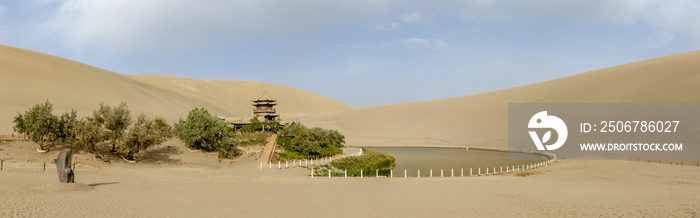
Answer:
[0, 134, 29, 141]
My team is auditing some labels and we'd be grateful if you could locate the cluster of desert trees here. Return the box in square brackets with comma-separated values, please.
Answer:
[13, 100, 172, 160]
[280, 122, 344, 155]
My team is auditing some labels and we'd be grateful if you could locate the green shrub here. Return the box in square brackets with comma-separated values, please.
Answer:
[217, 137, 238, 159]
[175, 108, 238, 158]
[74, 117, 104, 155]
[239, 115, 282, 132]
[93, 102, 132, 152]
[318, 141, 343, 156]
[13, 100, 74, 151]
[330, 148, 395, 177]
[277, 136, 342, 159]
[278, 122, 345, 155]
[120, 114, 172, 160]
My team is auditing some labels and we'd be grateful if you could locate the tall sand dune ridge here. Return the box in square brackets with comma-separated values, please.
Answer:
[301, 50, 700, 146]
[2, 44, 699, 147]
[0, 45, 355, 133]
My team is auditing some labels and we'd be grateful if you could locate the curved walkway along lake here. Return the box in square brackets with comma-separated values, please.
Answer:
[372, 147, 549, 177]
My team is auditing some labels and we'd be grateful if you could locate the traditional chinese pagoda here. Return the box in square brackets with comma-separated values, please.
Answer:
[252, 92, 279, 121]
[229, 92, 284, 131]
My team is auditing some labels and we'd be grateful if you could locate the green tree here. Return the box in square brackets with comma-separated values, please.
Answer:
[154, 117, 174, 138]
[291, 134, 320, 154]
[240, 115, 282, 132]
[262, 120, 282, 132]
[74, 117, 105, 156]
[175, 108, 236, 153]
[327, 129, 345, 146]
[57, 109, 79, 143]
[119, 114, 172, 160]
[93, 102, 132, 152]
[240, 115, 263, 132]
[13, 100, 60, 151]
[280, 122, 345, 155]
[217, 136, 238, 159]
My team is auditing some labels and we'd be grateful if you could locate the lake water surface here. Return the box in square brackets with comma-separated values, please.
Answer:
[372, 147, 549, 177]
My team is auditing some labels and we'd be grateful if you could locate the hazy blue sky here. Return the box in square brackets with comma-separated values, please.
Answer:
[1, 1, 698, 107]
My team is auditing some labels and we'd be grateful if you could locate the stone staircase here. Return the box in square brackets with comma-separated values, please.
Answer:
[260, 134, 278, 164]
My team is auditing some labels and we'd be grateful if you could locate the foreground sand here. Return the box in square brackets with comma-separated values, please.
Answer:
[1, 141, 699, 217]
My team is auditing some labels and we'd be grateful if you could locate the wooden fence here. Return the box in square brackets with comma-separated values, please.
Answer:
[0, 134, 29, 141]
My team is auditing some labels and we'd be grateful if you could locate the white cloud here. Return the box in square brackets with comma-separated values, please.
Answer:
[400, 12, 425, 23]
[36, 0, 392, 56]
[17, 0, 700, 57]
[637, 0, 700, 46]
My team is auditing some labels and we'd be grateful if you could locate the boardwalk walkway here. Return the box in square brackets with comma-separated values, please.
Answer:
[260, 134, 278, 164]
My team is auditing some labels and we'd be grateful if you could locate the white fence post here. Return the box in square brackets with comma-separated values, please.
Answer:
[461, 168, 464, 177]
[405, 169, 407, 178]
[418, 169, 421, 178]
[500, 167, 502, 174]
[470, 168, 472, 176]
[430, 169, 433, 177]
[451, 168, 454, 177]
[345, 169, 347, 178]
[278, 161, 281, 169]
[479, 168, 481, 176]
[376, 169, 379, 178]
[269, 162, 271, 169]
[260, 162, 262, 170]
[441, 169, 443, 177]
[391, 169, 393, 178]
[361, 169, 363, 178]
[493, 167, 496, 175]
[486, 167, 489, 175]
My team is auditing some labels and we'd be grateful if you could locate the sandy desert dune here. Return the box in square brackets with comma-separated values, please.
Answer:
[300, 50, 700, 146]
[0, 45, 354, 134]
[2, 45, 700, 149]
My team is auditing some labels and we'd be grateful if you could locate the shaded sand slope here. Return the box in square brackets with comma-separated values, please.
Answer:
[0, 45, 354, 133]
[302, 51, 700, 146]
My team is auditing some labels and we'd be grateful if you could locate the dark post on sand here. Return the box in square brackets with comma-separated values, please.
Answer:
[55, 149, 75, 183]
